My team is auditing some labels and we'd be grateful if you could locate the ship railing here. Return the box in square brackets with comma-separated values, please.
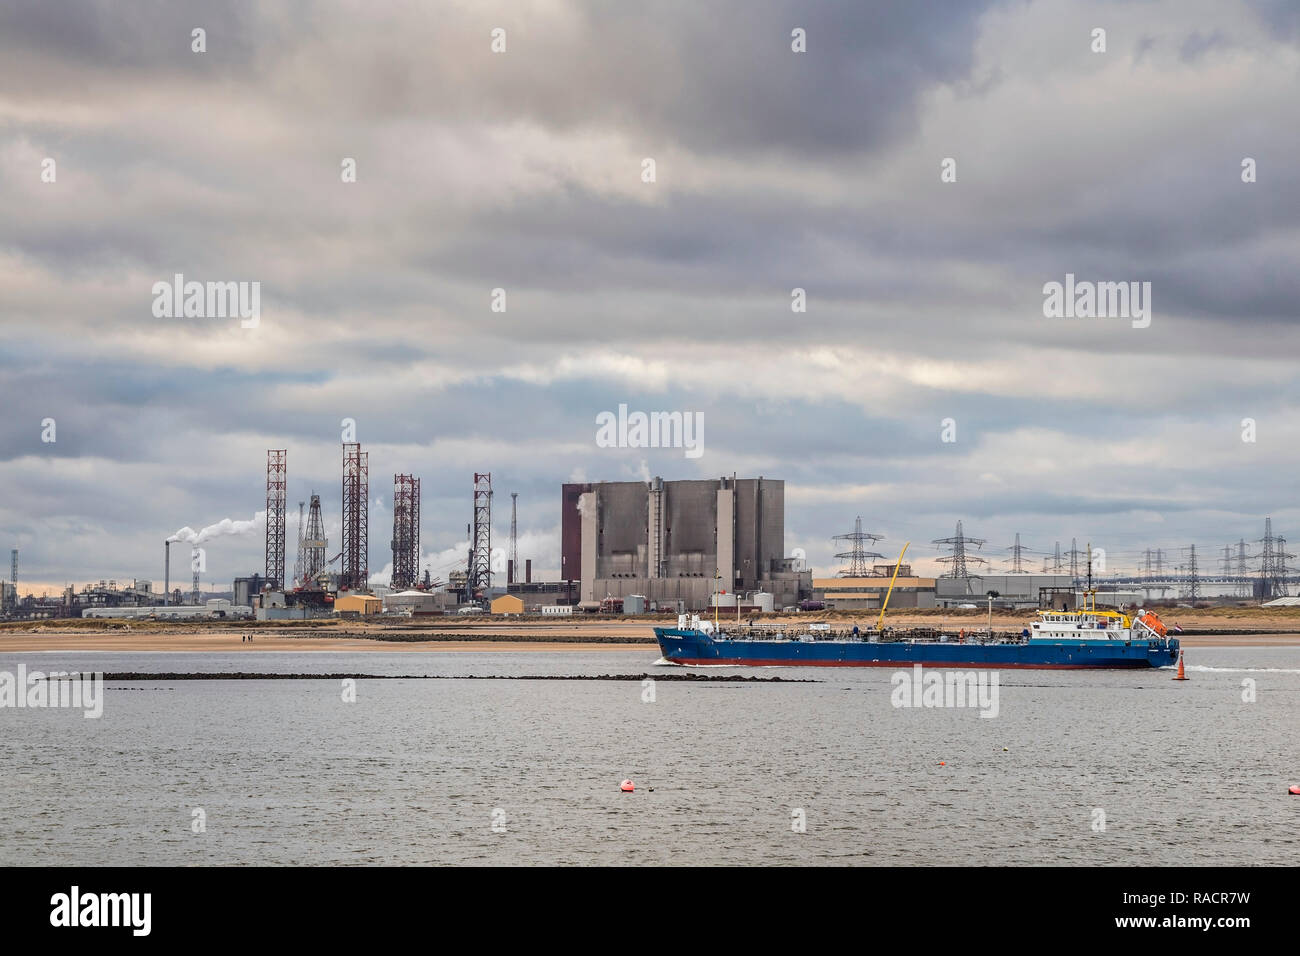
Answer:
[725, 625, 1028, 645]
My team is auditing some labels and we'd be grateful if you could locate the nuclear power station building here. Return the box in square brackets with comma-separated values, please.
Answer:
[561, 476, 810, 609]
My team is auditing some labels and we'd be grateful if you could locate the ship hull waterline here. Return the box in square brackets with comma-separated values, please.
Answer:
[654, 629, 1180, 670]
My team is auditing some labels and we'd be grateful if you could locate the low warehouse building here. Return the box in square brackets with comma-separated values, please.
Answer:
[384, 590, 439, 614]
[813, 574, 938, 610]
[936, 574, 1075, 609]
[84, 600, 253, 621]
[491, 594, 524, 615]
[334, 593, 382, 616]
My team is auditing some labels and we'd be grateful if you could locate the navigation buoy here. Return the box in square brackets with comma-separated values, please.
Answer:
[1173, 650, 1188, 681]
[1289, 785, 1300, 796]
[620, 779, 634, 792]
[938, 761, 946, 766]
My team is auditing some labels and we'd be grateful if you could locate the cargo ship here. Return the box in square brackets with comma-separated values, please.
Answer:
[654, 605, 1180, 669]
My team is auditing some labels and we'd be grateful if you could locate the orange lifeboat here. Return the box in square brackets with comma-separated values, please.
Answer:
[1138, 610, 1168, 637]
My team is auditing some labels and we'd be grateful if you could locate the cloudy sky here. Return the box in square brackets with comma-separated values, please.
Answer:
[3, 0, 1299, 595]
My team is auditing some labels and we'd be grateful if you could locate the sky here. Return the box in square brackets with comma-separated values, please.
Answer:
[2, 0, 1299, 595]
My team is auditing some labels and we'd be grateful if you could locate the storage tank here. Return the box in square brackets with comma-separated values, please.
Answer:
[754, 591, 775, 613]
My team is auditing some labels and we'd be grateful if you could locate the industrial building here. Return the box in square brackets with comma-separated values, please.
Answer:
[83, 599, 252, 620]
[233, 574, 265, 609]
[812, 568, 1079, 610]
[383, 590, 446, 615]
[815, 566, 939, 610]
[936, 574, 1076, 609]
[32, 446, 1293, 625]
[76, 579, 159, 609]
[334, 593, 381, 616]
[490, 594, 524, 615]
[503, 580, 576, 608]
[561, 476, 810, 610]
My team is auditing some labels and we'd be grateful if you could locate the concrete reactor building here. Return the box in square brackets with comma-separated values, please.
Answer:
[561, 476, 810, 610]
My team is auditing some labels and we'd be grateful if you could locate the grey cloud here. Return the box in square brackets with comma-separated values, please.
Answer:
[4, 0, 1300, 589]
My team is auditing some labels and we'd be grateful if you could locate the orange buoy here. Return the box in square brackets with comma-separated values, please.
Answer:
[620, 779, 634, 792]
[1172, 650, 1188, 681]
[938, 761, 945, 766]
[1289, 785, 1300, 795]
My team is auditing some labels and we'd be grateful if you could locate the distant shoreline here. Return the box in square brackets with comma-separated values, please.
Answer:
[1, 617, 1298, 652]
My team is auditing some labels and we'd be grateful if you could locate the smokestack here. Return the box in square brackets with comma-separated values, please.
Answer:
[526, 559, 532, 583]
[164, 541, 170, 607]
[507, 559, 514, 586]
[192, 548, 201, 606]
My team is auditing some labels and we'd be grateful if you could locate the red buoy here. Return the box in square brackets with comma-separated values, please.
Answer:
[620, 779, 634, 792]
[1289, 785, 1300, 795]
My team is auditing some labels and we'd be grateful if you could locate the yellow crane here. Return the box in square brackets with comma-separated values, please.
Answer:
[875, 542, 910, 631]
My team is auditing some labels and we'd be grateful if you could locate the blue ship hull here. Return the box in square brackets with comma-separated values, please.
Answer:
[654, 628, 1179, 669]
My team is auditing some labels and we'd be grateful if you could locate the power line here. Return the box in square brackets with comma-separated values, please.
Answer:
[832, 516, 885, 577]
[1066, 537, 1085, 579]
[932, 520, 988, 592]
[1006, 533, 1028, 573]
[1183, 544, 1199, 602]
[1258, 517, 1293, 598]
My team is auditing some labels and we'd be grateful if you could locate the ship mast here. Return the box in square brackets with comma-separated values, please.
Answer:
[1086, 541, 1093, 610]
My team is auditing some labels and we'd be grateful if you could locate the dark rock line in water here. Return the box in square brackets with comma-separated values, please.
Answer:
[56, 672, 815, 683]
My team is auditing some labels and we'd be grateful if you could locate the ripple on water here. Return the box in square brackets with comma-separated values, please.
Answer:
[0, 646, 1296, 865]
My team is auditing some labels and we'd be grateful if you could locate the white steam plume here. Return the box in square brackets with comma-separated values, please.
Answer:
[168, 511, 267, 545]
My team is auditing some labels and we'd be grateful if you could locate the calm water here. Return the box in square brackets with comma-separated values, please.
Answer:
[1, 647, 1297, 865]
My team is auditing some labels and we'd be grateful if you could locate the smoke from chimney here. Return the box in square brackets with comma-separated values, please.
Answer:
[167, 511, 266, 545]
